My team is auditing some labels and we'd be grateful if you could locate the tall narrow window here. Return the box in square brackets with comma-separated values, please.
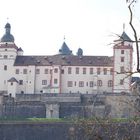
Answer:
[90, 68, 93, 74]
[121, 50, 124, 54]
[68, 67, 72, 74]
[103, 68, 107, 75]
[121, 57, 124, 62]
[120, 79, 124, 85]
[76, 67, 79, 74]
[120, 66, 125, 73]
[97, 68, 101, 75]
[4, 65, 7, 71]
[110, 68, 113, 75]
[83, 68, 86, 74]
[44, 69, 49, 74]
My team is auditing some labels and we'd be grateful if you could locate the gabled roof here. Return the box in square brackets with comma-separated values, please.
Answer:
[8, 77, 18, 83]
[14, 55, 113, 67]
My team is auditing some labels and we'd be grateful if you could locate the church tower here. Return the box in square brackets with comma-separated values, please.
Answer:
[113, 32, 133, 93]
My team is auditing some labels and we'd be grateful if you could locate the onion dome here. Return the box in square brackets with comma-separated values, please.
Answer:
[1, 23, 15, 42]
[77, 48, 83, 56]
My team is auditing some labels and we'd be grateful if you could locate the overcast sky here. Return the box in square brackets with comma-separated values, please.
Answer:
[0, 0, 139, 56]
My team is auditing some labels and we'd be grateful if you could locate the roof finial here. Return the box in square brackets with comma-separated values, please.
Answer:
[123, 23, 125, 32]
[64, 35, 65, 41]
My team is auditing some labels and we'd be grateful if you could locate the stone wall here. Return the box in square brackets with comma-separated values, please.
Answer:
[0, 122, 139, 140]
[0, 92, 139, 119]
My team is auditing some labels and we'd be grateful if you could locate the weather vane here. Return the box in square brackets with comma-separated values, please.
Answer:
[123, 23, 125, 32]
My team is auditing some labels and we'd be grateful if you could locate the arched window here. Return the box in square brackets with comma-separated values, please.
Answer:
[97, 80, 102, 87]
[108, 80, 113, 87]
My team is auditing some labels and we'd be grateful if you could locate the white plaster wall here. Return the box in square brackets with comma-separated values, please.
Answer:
[61, 66, 113, 94]
[0, 48, 17, 92]
[113, 46, 132, 92]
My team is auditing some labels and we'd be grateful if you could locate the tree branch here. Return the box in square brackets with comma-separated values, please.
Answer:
[128, 0, 140, 72]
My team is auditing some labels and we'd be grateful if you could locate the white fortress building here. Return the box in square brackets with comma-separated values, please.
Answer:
[0, 23, 133, 97]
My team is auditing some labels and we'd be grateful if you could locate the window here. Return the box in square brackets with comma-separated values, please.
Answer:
[121, 57, 124, 62]
[108, 80, 113, 87]
[120, 79, 124, 85]
[68, 67, 72, 74]
[110, 68, 113, 75]
[19, 80, 23, 85]
[42, 80, 47, 85]
[75, 81, 76, 86]
[61, 69, 64, 74]
[11, 82, 13, 86]
[54, 68, 58, 73]
[36, 69, 40, 74]
[4, 65, 7, 71]
[4, 55, 8, 59]
[15, 69, 19, 74]
[67, 81, 73, 87]
[23, 69, 27, 74]
[120, 66, 125, 73]
[44, 69, 49, 74]
[76, 67, 79, 74]
[90, 68, 93, 74]
[83, 68, 86, 74]
[86, 82, 88, 86]
[90, 81, 94, 87]
[97, 80, 102, 87]
[121, 50, 124, 54]
[103, 68, 107, 75]
[79, 81, 84, 87]
[54, 79, 58, 84]
[97, 68, 101, 75]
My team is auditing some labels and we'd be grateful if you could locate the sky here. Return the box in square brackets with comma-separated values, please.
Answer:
[0, 0, 140, 56]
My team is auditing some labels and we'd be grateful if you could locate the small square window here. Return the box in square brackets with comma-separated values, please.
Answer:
[44, 69, 48, 74]
[19, 80, 23, 85]
[42, 80, 47, 85]
[54, 79, 58, 84]
[36, 69, 40, 74]
[54, 68, 58, 73]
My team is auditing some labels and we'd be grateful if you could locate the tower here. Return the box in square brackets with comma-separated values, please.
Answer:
[113, 32, 133, 93]
[0, 23, 21, 95]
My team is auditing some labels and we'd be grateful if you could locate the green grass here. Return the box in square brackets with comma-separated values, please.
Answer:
[0, 117, 140, 123]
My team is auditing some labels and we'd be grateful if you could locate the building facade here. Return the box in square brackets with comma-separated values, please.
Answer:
[0, 23, 133, 97]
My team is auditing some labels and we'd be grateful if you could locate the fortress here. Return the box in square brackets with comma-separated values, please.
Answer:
[0, 23, 137, 119]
